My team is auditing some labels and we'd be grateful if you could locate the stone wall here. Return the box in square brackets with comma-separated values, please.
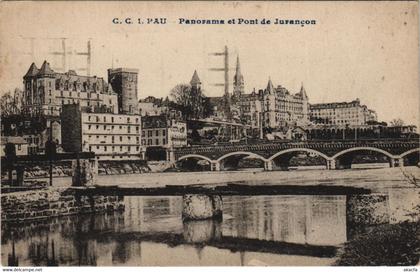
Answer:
[1, 188, 124, 222]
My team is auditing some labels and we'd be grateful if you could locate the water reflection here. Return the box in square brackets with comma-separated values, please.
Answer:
[1, 191, 415, 266]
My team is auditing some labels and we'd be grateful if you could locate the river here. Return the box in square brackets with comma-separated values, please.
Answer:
[1, 166, 419, 266]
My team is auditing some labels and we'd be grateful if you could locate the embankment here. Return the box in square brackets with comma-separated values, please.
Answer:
[1, 187, 124, 222]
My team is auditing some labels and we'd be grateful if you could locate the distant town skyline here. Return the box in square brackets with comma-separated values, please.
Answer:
[0, 1, 418, 125]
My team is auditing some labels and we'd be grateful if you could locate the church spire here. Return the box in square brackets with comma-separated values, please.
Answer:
[299, 82, 308, 100]
[236, 55, 241, 76]
[266, 77, 274, 94]
[190, 70, 201, 89]
[233, 55, 244, 96]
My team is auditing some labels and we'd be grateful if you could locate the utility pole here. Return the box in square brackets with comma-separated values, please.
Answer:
[20, 37, 92, 75]
[45, 124, 57, 186]
[209, 45, 231, 121]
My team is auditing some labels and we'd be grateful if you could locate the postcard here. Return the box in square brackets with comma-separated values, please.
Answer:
[0, 1, 419, 268]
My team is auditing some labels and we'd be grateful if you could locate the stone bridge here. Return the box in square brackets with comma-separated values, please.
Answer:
[171, 139, 420, 171]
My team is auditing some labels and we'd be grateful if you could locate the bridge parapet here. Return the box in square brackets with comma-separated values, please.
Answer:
[174, 140, 420, 163]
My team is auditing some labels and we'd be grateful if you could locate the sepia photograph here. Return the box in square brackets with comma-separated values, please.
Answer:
[0, 1, 419, 268]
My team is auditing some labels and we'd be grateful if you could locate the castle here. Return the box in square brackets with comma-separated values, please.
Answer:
[227, 56, 310, 131]
[22, 61, 138, 116]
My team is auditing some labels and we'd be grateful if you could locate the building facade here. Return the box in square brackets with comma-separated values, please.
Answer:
[141, 115, 187, 148]
[108, 68, 139, 115]
[61, 104, 142, 160]
[309, 99, 378, 126]
[23, 61, 118, 116]
[231, 56, 309, 131]
[261, 80, 309, 130]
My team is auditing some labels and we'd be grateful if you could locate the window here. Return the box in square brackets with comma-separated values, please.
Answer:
[111, 117, 114, 123]
[112, 136, 114, 143]
[17, 145, 21, 151]
[120, 136, 123, 141]
[103, 116, 106, 122]
[112, 146, 115, 151]
[156, 130, 159, 136]
[128, 146, 131, 152]
[162, 130, 166, 136]
[136, 137, 139, 143]
[136, 146, 139, 151]
[148, 139, 152, 145]
[104, 146, 107, 152]
[148, 131, 152, 137]
[142, 131, 145, 137]
[88, 116, 91, 121]
[104, 125, 106, 130]
[120, 146, 123, 151]
[155, 139, 159, 145]
[88, 125, 91, 130]
[163, 139, 166, 145]
[128, 136, 131, 141]
[128, 126, 131, 133]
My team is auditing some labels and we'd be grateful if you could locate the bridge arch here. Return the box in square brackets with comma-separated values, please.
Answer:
[216, 151, 267, 163]
[268, 148, 330, 161]
[177, 154, 212, 163]
[332, 147, 395, 160]
[399, 148, 420, 158]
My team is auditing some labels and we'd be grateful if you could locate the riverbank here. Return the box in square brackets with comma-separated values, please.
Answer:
[1, 187, 125, 223]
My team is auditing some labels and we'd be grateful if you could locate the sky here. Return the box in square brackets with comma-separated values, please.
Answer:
[0, 1, 418, 125]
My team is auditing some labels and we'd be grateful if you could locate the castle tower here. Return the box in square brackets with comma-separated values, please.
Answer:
[23, 61, 55, 116]
[300, 82, 309, 122]
[264, 77, 277, 128]
[108, 68, 139, 114]
[190, 70, 201, 90]
[233, 55, 244, 97]
[23, 62, 39, 114]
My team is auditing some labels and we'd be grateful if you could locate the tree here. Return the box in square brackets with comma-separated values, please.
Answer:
[390, 118, 405, 127]
[169, 84, 213, 119]
[1, 88, 24, 117]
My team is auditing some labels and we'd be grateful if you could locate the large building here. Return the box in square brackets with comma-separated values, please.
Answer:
[309, 99, 377, 126]
[141, 115, 187, 148]
[261, 80, 309, 129]
[61, 104, 142, 160]
[108, 68, 139, 115]
[23, 61, 118, 116]
[231, 56, 309, 131]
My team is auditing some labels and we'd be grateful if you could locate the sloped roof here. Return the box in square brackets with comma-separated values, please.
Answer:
[190, 70, 201, 85]
[299, 83, 308, 99]
[38, 61, 55, 76]
[266, 78, 274, 94]
[23, 63, 39, 79]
